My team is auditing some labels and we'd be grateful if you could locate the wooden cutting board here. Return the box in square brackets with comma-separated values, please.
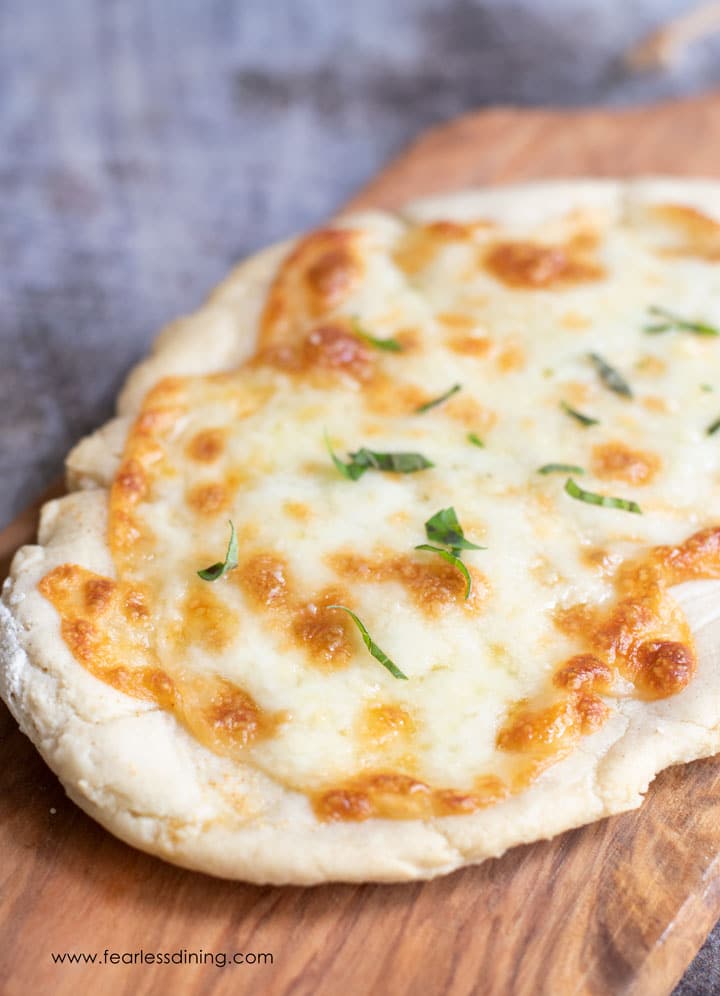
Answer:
[4, 91, 720, 996]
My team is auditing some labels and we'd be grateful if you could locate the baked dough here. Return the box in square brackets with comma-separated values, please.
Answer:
[4, 180, 720, 884]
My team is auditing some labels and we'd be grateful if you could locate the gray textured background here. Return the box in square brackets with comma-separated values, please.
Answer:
[2, 1, 720, 990]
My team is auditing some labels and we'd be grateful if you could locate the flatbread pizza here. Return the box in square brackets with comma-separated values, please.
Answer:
[4, 179, 720, 883]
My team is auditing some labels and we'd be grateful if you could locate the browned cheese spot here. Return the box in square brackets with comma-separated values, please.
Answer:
[314, 788, 373, 822]
[110, 392, 173, 557]
[39, 565, 157, 702]
[497, 692, 609, 756]
[502, 528, 720, 770]
[186, 481, 231, 517]
[291, 588, 355, 669]
[235, 553, 291, 611]
[495, 341, 527, 373]
[123, 587, 151, 623]
[255, 323, 374, 384]
[312, 770, 508, 822]
[302, 324, 373, 380]
[284, 500, 312, 521]
[364, 377, 429, 416]
[135, 406, 182, 438]
[552, 529, 720, 701]
[187, 428, 226, 463]
[145, 375, 186, 404]
[580, 547, 619, 576]
[329, 550, 489, 616]
[393, 220, 473, 276]
[109, 510, 148, 556]
[560, 311, 591, 330]
[591, 441, 661, 486]
[443, 395, 498, 431]
[446, 334, 492, 357]
[392, 327, 422, 351]
[114, 459, 147, 502]
[171, 673, 282, 757]
[629, 640, 695, 699]
[652, 526, 720, 583]
[436, 312, 478, 331]
[361, 703, 416, 745]
[574, 693, 610, 733]
[635, 354, 667, 376]
[553, 654, 613, 692]
[63, 617, 101, 666]
[175, 587, 239, 652]
[258, 228, 362, 349]
[306, 248, 358, 299]
[651, 204, 720, 260]
[235, 553, 355, 668]
[143, 668, 176, 709]
[39, 564, 279, 753]
[641, 396, 669, 414]
[496, 698, 575, 754]
[83, 577, 116, 615]
[484, 237, 604, 289]
[204, 680, 266, 746]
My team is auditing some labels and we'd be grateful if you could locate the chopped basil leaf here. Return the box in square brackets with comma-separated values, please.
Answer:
[423, 506, 484, 554]
[416, 507, 485, 599]
[415, 544, 473, 599]
[561, 401, 599, 427]
[351, 317, 403, 352]
[325, 433, 367, 480]
[325, 433, 433, 480]
[564, 477, 641, 514]
[327, 605, 408, 680]
[702, 384, 714, 393]
[588, 352, 633, 399]
[644, 306, 720, 337]
[415, 383, 462, 413]
[467, 432, 485, 447]
[537, 463, 585, 475]
[197, 520, 239, 581]
[707, 415, 720, 436]
[352, 449, 434, 473]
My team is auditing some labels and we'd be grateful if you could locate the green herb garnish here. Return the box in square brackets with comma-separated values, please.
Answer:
[467, 432, 485, 447]
[564, 477, 641, 514]
[644, 306, 720, 337]
[327, 605, 407, 680]
[707, 416, 720, 436]
[422, 506, 484, 554]
[197, 520, 239, 581]
[415, 507, 485, 599]
[415, 383, 462, 413]
[561, 401, 599, 427]
[702, 384, 714, 393]
[415, 545, 473, 599]
[537, 463, 585, 475]
[326, 434, 433, 480]
[326, 433, 366, 480]
[351, 317, 403, 352]
[350, 449, 434, 473]
[588, 352, 633, 399]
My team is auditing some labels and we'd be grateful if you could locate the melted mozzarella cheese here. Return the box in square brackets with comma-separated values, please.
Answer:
[44, 182, 720, 818]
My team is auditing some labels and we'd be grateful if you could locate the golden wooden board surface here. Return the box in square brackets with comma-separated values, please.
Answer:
[3, 91, 720, 996]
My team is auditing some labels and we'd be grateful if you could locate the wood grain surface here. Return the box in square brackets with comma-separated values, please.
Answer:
[4, 91, 720, 996]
